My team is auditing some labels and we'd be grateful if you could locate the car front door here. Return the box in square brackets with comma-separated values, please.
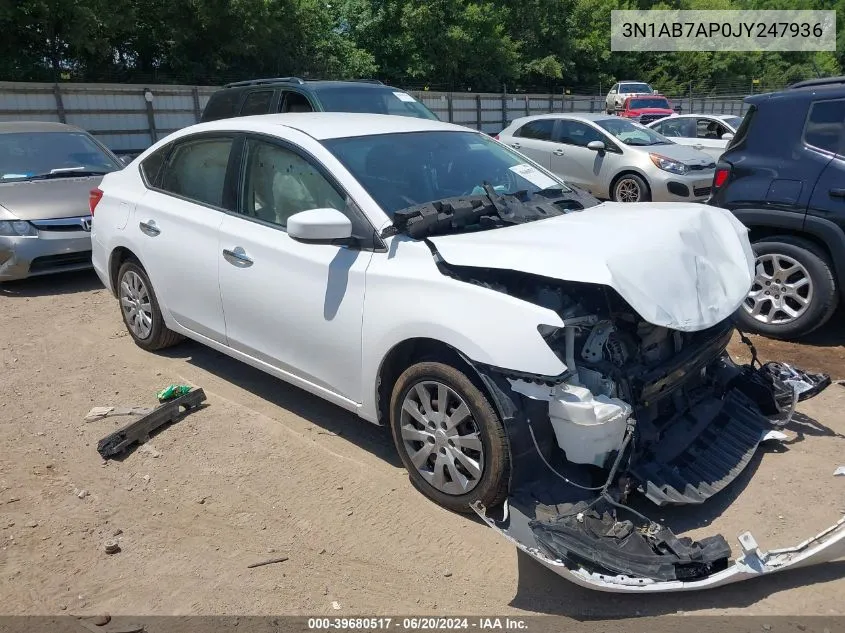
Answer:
[549, 120, 620, 197]
[217, 134, 374, 403]
[133, 134, 235, 343]
[503, 119, 556, 168]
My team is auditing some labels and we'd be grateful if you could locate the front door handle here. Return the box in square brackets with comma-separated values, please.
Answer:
[829, 188, 845, 198]
[222, 246, 254, 267]
[510, 142, 521, 149]
[552, 148, 565, 156]
[139, 220, 160, 236]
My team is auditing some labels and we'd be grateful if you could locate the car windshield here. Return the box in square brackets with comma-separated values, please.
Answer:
[722, 116, 742, 129]
[323, 130, 574, 220]
[596, 118, 672, 146]
[0, 131, 121, 181]
[313, 86, 439, 121]
[620, 83, 651, 93]
[629, 97, 670, 109]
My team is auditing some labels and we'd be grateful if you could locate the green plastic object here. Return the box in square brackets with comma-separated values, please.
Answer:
[156, 384, 192, 403]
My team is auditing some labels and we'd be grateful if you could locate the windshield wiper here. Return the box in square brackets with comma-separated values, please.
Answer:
[385, 185, 583, 239]
[28, 168, 110, 180]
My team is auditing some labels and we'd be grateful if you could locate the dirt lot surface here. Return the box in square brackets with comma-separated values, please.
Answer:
[2, 271, 845, 618]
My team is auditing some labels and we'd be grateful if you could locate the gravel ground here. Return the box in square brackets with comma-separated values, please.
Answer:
[1, 271, 844, 618]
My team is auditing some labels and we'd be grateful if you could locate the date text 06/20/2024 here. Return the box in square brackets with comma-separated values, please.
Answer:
[307, 618, 528, 630]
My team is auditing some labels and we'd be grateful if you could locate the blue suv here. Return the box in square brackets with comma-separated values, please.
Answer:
[709, 76, 845, 339]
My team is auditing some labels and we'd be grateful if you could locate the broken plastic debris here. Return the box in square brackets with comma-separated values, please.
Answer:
[760, 430, 788, 443]
[834, 467, 845, 477]
[156, 384, 192, 402]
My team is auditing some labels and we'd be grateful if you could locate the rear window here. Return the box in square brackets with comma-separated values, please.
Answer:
[803, 99, 845, 154]
[620, 83, 651, 94]
[201, 89, 241, 122]
[727, 105, 756, 150]
[312, 86, 439, 120]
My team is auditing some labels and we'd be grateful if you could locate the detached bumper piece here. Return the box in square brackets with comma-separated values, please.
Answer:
[631, 391, 769, 506]
[531, 500, 730, 582]
[97, 388, 206, 459]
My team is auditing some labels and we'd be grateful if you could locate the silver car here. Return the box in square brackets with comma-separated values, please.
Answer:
[0, 121, 123, 282]
[497, 113, 716, 203]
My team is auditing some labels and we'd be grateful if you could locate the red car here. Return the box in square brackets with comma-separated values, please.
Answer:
[618, 95, 674, 125]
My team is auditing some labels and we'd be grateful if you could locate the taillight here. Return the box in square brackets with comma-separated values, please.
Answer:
[713, 167, 730, 189]
[89, 188, 104, 215]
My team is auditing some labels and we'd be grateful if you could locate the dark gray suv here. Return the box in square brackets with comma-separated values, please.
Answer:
[201, 78, 439, 122]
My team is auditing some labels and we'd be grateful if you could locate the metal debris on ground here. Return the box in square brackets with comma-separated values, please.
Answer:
[246, 556, 289, 569]
[104, 539, 120, 554]
[835, 466, 845, 477]
[95, 388, 206, 459]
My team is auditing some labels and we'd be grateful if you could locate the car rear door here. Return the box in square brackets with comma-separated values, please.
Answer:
[132, 133, 236, 343]
[217, 133, 373, 403]
[805, 99, 845, 237]
[500, 119, 556, 168]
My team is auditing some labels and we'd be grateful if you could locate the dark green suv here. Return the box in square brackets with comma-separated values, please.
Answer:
[200, 78, 439, 122]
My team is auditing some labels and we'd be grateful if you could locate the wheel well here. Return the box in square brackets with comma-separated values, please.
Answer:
[376, 338, 482, 425]
[745, 227, 834, 265]
[610, 170, 650, 197]
[108, 247, 140, 295]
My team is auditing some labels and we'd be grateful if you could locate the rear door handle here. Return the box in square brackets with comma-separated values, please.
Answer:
[552, 149, 565, 156]
[829, 188, 845, 198]
[222, 246, 254, 267]
[139, 220, 160, 236]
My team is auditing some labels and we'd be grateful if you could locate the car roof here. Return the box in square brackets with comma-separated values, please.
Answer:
[222, 78, 399, 91]
[661, 113, 739, 120]
[0, 121, 82, 134]
[509, 113, 616, 126]
[185, 112, 466, 141]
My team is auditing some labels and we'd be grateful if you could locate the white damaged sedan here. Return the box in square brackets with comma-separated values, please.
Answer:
[90, 113, 844, 593]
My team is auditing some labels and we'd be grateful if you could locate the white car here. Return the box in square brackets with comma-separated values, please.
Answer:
[646, 114, 742, 160]
[605, 81, 655, 113]
[90, 113, 841, 593]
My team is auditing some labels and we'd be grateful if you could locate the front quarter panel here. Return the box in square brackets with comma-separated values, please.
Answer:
[360, 237, 566, 422]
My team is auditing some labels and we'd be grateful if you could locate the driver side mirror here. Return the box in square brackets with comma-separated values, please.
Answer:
[608, 90, 616, 95]
[287, 208, 353, 244]
[586, 140, 606, 152]
[721, 132, 734, 141]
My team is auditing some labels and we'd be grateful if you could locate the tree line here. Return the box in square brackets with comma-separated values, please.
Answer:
[1, 0, 842, 94]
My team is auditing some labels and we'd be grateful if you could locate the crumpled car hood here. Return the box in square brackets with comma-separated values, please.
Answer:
[428, 202, 755, 331]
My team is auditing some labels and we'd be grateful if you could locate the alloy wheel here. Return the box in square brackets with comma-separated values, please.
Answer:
[120, 270, 153, 339]
[616, 178, 642, 202]
[743, 253, 813, 325]
[399, 381, 485, 496]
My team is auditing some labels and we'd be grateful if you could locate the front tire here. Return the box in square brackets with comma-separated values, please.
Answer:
[116, 260, 184, 351]
[735, 238, 838, 340]
[611, 173, 650, 202]
[389, 362, 509, 514]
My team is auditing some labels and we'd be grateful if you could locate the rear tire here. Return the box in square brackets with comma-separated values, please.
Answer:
[735, 237, 838, 340]
[389, 362, 509, 514]
[116, 260, 184, 351]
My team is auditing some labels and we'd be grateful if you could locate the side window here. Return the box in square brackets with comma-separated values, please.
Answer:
[201, 89, 240, 122]
[557, 121, 606, 147]
[610, 84, 619, 93]
[516, 119, 555, 141]
[159, 137, 234, 208]
[240, 139, 346, 230]
[240, 90, 274, 116]
[804, 99, 845, 154]
[696, 118, 726, 139]
[280, 91, 314, 113]
[140, 144, 169, 186]
[655, 118, 695, 137]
